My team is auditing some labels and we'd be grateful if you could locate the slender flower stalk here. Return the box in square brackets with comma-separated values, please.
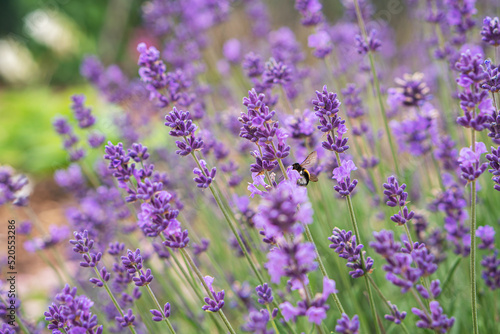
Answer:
[188, 149, 266, 285]
[180, 248, 236, 334]
[333, 152, 381, 334]
[352, 0, 400, 176]
[90, 258, 137, 334]
[470, 128, 479, 334]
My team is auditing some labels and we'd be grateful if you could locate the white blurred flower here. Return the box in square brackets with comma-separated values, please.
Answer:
[24, 9, 77, 56]
[0, 38, 39, 84]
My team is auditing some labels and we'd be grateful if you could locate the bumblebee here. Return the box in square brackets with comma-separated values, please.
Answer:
[292, 151, 319, 186]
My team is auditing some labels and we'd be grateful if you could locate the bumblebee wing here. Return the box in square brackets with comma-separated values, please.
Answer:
[308, 173, 319, 182]
[300, 151, 318, 169]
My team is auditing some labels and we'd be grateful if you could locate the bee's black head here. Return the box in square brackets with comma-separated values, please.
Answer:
[292, 163, 301, 171]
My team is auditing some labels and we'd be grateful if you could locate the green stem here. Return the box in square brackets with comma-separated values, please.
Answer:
[180, 249, 236, 334]
[190, 151, 266, 285]
[441, 257, 462, 293]
[91, 265, 137, 334]
[303, 224, 345, 314]
[144, 284, 176, 334]
[366, 275, 409, 333]
[266, 304, 280, 334]
[353, 0, 400, 176]
[335, 154, 382, 333]
[471, 171, 479, 333]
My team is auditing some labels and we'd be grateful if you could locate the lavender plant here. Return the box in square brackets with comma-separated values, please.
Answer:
[4, 1, 500, 334]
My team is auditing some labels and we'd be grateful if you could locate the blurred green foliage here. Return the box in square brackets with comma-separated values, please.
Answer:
[0, 86, 99, 175]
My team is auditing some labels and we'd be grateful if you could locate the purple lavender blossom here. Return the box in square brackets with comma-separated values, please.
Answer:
[383, 176, 415, 225]
[481, 251, 500, 290]
[193, 160, 216, 188]
[355, 29, 381, 55]
[0, 166, 29, 206]
[332, 160, 358, 197]
[115, 309, 136, 327]
[412, 301, 455, 332]
[481, 17, 500, 46]
[307, 30, 332, 58]
[429, 176, 470, 256]
[384, 303, 407, 324]
[476, 225, 495, 249]
[71, 94, 95, 129]
[279, 276, 336, 324]
[329, 228, 373, 278]
[151, 303, 171, 322]
[266, 240, 317, 289]
[253, 177, 313, 238]
[255, 283, 274, 305]
[458, 142, 488, 181]
[193, 238, 210, 255]
[295, 0, 323, 26]
[163, 229, 190, 248]
[388, 72, 431, 107]
[137, 42, 169, 107]
[242, 52, 265, 78]
[335, 314, 360, 334]
[223, 39, 242, 64]
[262, 58, 291, 86]
[45, 285, 103, 334]
[242, 309, 273, 333]
[202, 276, 225, 312]
[121, 249, 143, 274]
[390, 112, 435, 156]
[165, 107, 204, 156]
[486, 146, 500, 190]
[481, 59, 500, 93]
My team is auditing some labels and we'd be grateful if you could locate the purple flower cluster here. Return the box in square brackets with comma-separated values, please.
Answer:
[476, 225, 495, 249]
[24, 225, 69, 253]
[412, 301, 455, 332]
[355, 29, 381, 55]
[150, 302, 171, 322]
[370, 230, 438, 293]
[202, 276, 225, 312]
[44, 285, 103, 334]
[242, 309, 274, 334]
[387, 72, 431, 108]
[53, 117, 85, 161]
[263, 58, 292, 86]
[0, 166, 28, 207]
[329, 228, 374, 278]
[193, 159, 216, 188]
[383, 176, 415, 225]
[486, 146, 500, 190]
[481, 251, 500, 290]
[390, 110, 436, 156]
[455, 50, 495, 131]
[332, 160, 358, 197]
[253, 177, 313, 239]
[335, 313, 360, 334]
[239, 89, 290, 174]
[480, 59, 500, 93]
[458, 142, 488, 181]
[313, 85, 350, 152]
[280, 277, 337, 325]
[266, 240, 317, 289]
[307, 30, 333, 58]
[164, 107, 204, 156]
[71, 94, 95, 129]
[481, 16, 500, 46]
[295, 0, 323, 26]
[429, 175, 470, 256]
